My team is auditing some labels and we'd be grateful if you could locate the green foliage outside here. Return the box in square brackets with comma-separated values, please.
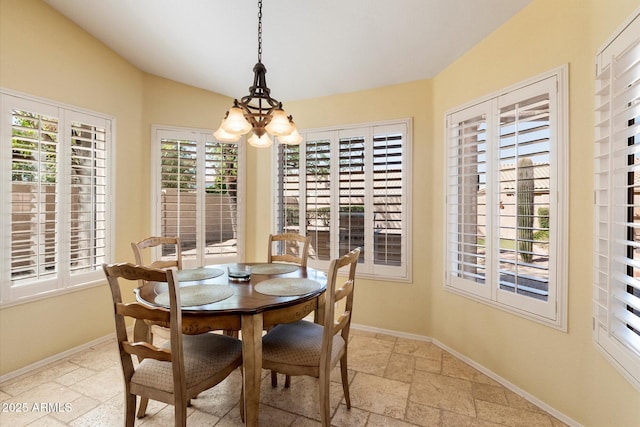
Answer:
[534, 207, 550, 242]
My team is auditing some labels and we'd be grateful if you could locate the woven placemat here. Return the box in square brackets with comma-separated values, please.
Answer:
[250, 263, 299, 275]
[254, 278, 322, 296]
[176, 267, 224, 282]
[154, 285, 233, 307]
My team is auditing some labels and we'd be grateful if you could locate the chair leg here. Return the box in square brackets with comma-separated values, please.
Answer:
[340, 356, 351, 408]
[271, 370, 278, 387]
[125, 393, 136, 427]
[136, 396, 148, 419]
[239, 373, 245, 422]
[175, 400, 187, 427]
[319, 374, 331, 427]
[284, 374, 291, 388]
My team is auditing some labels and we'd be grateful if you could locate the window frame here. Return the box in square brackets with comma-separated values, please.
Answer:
[593, 9, 640, 392]
[444, 66, 569, 330]
[0, 89, 115, 307]
[150, 125, 246, 267]
[272, 119, 412, 282]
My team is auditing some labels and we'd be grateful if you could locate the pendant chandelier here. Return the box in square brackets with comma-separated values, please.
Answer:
[214, 0, 302, 147]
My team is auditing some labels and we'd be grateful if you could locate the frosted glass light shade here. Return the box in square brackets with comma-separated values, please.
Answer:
[265, 108, 294, 136]
[221, 106, 252, 135]
[214, 125, 242, 142]
[278, 128, 302, 145]
[248, 133, 273, 148]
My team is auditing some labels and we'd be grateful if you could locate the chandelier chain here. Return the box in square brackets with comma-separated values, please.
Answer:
[257, 0, 263, 62]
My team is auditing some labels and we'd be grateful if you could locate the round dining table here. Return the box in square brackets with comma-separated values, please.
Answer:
[134, 262, 327, 427]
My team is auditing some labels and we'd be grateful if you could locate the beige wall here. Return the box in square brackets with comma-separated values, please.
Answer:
[431, 0, 640, 426]
[1, 0, 640, 425]
[0, 0, 146, 373]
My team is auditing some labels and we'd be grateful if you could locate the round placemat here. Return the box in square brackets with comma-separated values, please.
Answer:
[250, 263, 299, 275]
[254, 278, 322, 296]
[154, 285, 233, 307]
[176, 267, 224, 282]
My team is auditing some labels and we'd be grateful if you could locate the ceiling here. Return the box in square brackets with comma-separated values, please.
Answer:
[42, 0, 532, 102]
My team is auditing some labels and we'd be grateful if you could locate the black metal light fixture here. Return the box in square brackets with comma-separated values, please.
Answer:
[214, 0, 302, 147]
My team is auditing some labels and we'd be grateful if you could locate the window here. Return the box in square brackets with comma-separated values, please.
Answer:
[274, 120, 411, 281]
[445, 67, 568, 328]
[593, 10, 640, 391]
[0, 91, 113, 305]
[152, 126, 245, 267]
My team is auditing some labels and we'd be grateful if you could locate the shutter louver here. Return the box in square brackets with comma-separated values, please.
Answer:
[594, 63, 613, 332]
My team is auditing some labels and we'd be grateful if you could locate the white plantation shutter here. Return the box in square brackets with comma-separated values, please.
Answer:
[154, 127, 243, 267]
[67, 114, 108, 279]
[275, 120, 411, 281]
[338, 130, 367, 261]
[446, 103, 491, 298]
[495, 80, 557, 320]
[160, 137, 199, 258]
[445, 67, 567, 328]
[204, 141, 239, 257]
[1, 93, 113, 304]
[275, 143, 301, 235]
[593, 10, 640, 390]
[372, 125, 405, 268]
[9, 107, 60, 287]
[304, 135, 332, 261]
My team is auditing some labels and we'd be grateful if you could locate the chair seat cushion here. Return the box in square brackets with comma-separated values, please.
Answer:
[131, 333, 242, 393]
[262, 320, 345, 368]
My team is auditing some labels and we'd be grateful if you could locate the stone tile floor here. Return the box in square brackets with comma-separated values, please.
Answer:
[0, 329, 568, 426]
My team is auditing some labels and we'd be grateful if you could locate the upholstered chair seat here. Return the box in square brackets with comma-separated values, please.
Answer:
[262, 320, 345, 368]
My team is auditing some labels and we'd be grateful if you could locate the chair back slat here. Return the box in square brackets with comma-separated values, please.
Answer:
[116, 302, 170, 323]
[268, 233, 311, 267]
[122, 341, 172, 362]
[333, 311, 351, 335]
[334, 280, 353, 302]
[131, 236, 183, 271]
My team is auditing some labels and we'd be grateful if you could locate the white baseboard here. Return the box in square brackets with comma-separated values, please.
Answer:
[0, 330, 123, 384]
[350, 323, 581, 427]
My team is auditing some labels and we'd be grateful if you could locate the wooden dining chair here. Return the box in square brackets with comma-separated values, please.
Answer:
[261, 247, 361, 426]
[131, 236, 184, 343]
[102, 263, 243, 427]
[131, 236, 183, 271]
[267, 233, 311, 267]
